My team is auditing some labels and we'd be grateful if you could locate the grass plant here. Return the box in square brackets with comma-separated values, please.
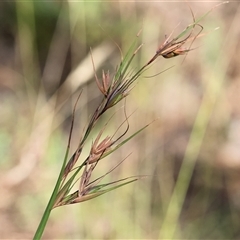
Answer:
[32, 4, 228, 238]
[1, 1, 235, 239]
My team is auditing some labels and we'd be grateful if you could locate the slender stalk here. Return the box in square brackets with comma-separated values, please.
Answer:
[33, 178, 60, 239]
[33, 148, 70, 239]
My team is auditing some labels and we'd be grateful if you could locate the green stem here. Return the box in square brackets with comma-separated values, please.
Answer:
[33, 178, 60, 239]
[33, 149, 69, 239]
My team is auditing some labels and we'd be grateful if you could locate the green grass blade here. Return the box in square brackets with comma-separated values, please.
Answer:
[101, 123, 151, 159]
[114, 37, 139, 83]
[77, 178, 139, 203]
[89, 176, 140, 193]
[176, 2, 228, 40]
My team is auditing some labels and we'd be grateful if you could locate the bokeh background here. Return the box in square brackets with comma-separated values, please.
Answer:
[1, 1, 240, 239]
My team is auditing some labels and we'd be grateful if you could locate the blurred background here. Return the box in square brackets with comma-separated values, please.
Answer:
[1, 1, 240, 239]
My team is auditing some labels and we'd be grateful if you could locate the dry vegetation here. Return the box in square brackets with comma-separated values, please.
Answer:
[0, 1, 240, 239]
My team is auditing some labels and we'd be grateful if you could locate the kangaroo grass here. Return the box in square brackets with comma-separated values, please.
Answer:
[33, 5, 219, 238]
